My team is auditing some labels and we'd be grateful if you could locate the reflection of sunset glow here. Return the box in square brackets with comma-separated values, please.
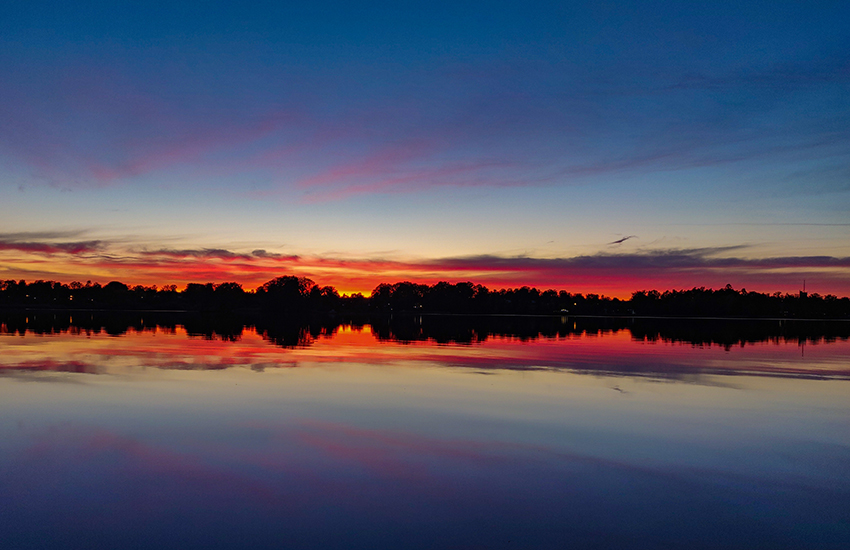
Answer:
[2, 322, 848, 380]
[2, 323, 850, 549]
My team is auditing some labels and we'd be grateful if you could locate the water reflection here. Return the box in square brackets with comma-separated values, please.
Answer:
[1, 314, 849, 549]
[3, 310, 849, 346]
[2, 313, 849, 380]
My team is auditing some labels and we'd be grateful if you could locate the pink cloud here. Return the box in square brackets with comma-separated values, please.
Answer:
[3, 242, 849, 297]
[1, 62, 295, 187]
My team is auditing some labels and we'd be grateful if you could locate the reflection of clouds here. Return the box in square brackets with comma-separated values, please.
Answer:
[0, 359, 102, 375]
[5, 421, 551, 522]
[1, 322, 849, 382]
[0, 370, 92, 384]
[4, 407, 850, 547]
[6, 426, 290, 511]
[291, 420, 519, 478]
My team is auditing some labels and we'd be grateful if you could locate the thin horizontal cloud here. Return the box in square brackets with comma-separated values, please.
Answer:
[0, 239, 103, 255]
[412, 250, 850, 292]
[251, 249, 286, 259]
[138, 248, 300, 262]
[296, 141, 434, 190]
[5, 48, 847, 200]
[139, 248, 250, 260]
[2, 242, 849, 296]
[659, 50, 850, 93]
[0, 231, 90, 241]
[426, 247, 750, 271]
[301, 160, 515, 202]
[0, 62, 295, 189]
[290, 136, 518, 202]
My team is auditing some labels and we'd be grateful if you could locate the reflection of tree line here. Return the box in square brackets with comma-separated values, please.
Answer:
[2, 277, 849, 318]
[0, 311, 342, 348]
[2, 311, 848, 349]
[371, 316, 850, 349]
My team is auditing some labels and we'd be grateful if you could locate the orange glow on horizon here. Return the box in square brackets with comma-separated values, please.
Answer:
[2, 246, 849, 299]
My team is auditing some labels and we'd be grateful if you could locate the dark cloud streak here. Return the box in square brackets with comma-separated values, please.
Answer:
[0, 239, 103, 255]
[139, 248, 300, 262]
[429, 248, 850, 273]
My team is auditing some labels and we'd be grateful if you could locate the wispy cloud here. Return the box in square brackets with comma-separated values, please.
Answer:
[657, 51, 850, 93]
[137, 248, 301, 262]
[2, 242, 847, 296]
[4, 46, 848, 201]
[0, 63, 293, 189]
[0, 238, 103, 255]
[0, 231, 90, 240]
[419, 249, 850, 281]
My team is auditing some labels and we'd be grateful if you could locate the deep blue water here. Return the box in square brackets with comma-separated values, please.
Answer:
[1, 318, 848, 549]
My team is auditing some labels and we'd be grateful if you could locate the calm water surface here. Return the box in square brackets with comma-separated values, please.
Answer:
[1, 316, 849, 549]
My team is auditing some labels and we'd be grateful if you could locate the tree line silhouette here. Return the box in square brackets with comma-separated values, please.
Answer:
[1, 277, 848, 318]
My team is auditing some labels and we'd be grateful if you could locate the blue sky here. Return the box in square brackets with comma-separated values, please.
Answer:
[1, 1, 848, 295]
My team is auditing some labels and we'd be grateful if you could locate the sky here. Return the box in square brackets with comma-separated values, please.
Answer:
[1, 1, 848, 297]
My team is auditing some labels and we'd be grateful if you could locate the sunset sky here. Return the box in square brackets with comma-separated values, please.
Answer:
[1, 1, 848, 297]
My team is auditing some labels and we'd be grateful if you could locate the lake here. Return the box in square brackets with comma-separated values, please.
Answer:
[1, 314, 849, 549]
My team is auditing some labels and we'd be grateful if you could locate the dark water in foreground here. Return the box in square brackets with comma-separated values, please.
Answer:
[1, 316, 849, 549]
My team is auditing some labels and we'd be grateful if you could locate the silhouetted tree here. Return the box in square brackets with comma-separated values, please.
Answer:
[1, 278, 848, 318]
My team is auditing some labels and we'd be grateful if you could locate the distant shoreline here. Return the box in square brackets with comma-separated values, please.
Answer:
[2, 278, 848, 319]
[2, 306, 849, 323]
